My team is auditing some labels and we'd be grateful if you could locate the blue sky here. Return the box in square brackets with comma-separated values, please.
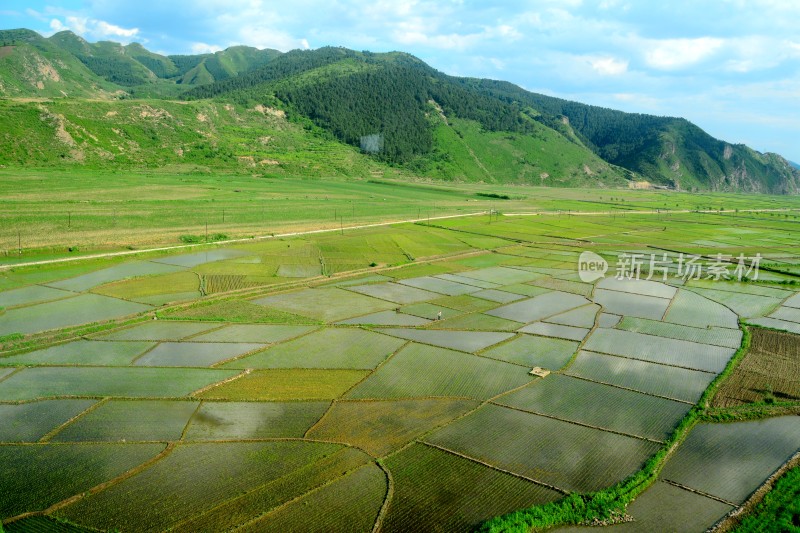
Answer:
[3, 0, 799, 162]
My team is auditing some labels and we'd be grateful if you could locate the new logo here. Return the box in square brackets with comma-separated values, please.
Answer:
[578, 251, 608, 282]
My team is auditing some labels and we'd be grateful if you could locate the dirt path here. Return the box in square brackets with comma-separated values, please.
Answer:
[2, 206, 795, 272]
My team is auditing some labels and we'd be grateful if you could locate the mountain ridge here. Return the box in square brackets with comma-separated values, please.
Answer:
[0, 28, 797, 193]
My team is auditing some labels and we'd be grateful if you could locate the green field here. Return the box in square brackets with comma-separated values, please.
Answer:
[2, 186, 800, 531]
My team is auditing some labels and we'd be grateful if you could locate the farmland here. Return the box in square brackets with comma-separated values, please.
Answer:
[2, 183, 800, 531]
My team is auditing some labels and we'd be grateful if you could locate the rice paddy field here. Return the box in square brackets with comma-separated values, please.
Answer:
[2, 182, 800, 532]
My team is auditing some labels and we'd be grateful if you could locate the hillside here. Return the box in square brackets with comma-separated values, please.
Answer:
[0, 97, 393, 178]
[0, 29, 281, 98]
[187, 47, 798, 192]
[0, 29, 797, 192]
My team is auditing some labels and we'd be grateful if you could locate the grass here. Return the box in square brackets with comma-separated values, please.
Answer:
[732, 465, 800, 532]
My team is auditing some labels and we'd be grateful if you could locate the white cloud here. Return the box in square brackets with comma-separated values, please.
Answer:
[586, 55, 628, 75]
[47, 15, 140, 43]
[643, 37, 724, 70]
[190, 42, 222, 54]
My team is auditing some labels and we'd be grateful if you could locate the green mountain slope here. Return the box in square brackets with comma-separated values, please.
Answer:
[0, 29, 281, 98]
[0, 97, 393, 178]
[0, 30, 796, 192]
[186, 47, 795, 191]
[0, 29, 120, 98]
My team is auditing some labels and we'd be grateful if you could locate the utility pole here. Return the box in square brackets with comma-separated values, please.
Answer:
[340, 216, 343, 235]
[205, 220, 208, 242]
[17, 230, 21, 255]
[68, 211, 71, 228]
[222, 209, 225, 223]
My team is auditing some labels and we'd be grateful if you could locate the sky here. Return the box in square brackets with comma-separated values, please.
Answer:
[2, 0, 799, 162]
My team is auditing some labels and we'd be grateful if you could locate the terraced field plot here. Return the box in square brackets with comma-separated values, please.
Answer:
[133, 342, 265, 367]
[224, 327, 405, 369]
[0, 399, 96, 442]
[0, 367, 239, 401]
[0, 284, 75, 308]
[253, 287, 396, 321]
[486, 290, 589, 323]
[197, 368, 368, 401]
[382, 443, 561, 532]
[480, 334, 577, 369]
[346, 281, 440, 304]
[346, 343, 532, 400]
[583, 328, 735, 373]
[713, 327, 800, 406]
[664, 288, 739, 329]
[0, 339, 155, 366]
[237, 462, 387, 533]
[306, 398, 478, 456]
[566, 350, 716, 403]
[45, 260, 187, 292]
[189, 324, 316, 343]
[96, 321, 221, 341]
[427, 311, 523, 332]
[592, 289, 670, 321]
[338, 310, 431, 326]
[660, 416, 800, 504]
[55, 441, 340, 532]
[3, 210, 800, 531]
[616, 316, 742, 348]
[497, 374, 689, 441]
[52, 400, 199, 442]
[378, 328, 514, 353]
[426, 404, 660, 493]
[520, 321, 590, 341]
[184, 401, 330, 440]
[0, 294, 151, 335]
[1, 443, 166, 517]
[397, 276, 480, 295]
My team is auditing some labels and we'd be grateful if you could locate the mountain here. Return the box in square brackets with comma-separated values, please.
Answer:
[0, 29, 281, 98]
[0, 29, 797, 193]
[184, 47, 799, 192]
[791, 161, 800, 171]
